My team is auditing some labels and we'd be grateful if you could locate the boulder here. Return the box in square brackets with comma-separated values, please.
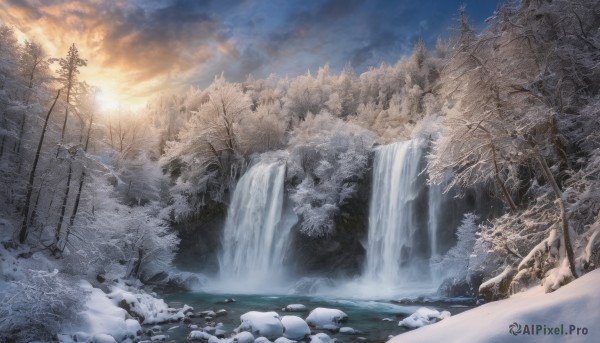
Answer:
[305, 308, 348, 328]
[238, 311, 284, 340]
[281, 316, 310, 340]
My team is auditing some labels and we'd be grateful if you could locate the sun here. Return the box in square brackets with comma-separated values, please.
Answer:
[95, 89, 121, 113]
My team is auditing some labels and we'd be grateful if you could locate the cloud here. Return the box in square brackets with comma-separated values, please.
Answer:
[0, 0, 498, 106]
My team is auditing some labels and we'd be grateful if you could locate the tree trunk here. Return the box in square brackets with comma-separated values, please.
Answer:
[55, 162, 72, 245]
[63, 171, 84, 251]
[60, 85, 71, 142]
[63, 111, 94, 251]
[491, 140, 517, 212]
[131, 248, 144, 278]
[19, 90, 61, 244]
[535, 154, 578, 279]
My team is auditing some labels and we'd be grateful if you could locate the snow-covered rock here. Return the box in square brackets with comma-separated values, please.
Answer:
[309, 333, 334, 343]
[125, 318, 142, 338]
[398, 307, 450, 329]
[150, 335, 168, 342]
[188, 330, 215, 342]
[238, 311, 284, 340]
[108, 286, 186, 324]
[282, 304, 307, 312]
[281, 316, 310, 340]
[254, 337, 272, 343]
[305, 308, 348, 328]
[90, 333, 118, 343]
[232, 331, 255, 343]
[273, 338, 297, 343]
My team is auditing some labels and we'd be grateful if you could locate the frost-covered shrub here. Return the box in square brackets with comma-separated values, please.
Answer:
[432, 213, 479, 281]
[287, 112, 375, 236]
[0, 270, 85, 342]
[471, 191, 561, 294]
[61, 177, 179, 282]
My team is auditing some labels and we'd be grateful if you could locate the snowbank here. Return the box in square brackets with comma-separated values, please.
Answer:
[305, 308, 348, 329]
[397, 307, 450, 329]
[389, 269, 600, 342]
[77, 281, 132, 341]
[61, 281, 192, 343]
[238, 311, 284, 340]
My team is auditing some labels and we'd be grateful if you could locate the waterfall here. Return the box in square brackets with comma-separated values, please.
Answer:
[217, 158, 296, 292]
[363, 139, 432, 291]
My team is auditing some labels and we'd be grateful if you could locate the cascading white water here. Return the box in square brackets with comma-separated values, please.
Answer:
[363, 139, 431, 291]
[217, 159, 296, 292]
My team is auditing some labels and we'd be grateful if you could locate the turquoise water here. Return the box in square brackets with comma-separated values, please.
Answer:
[157, 292, 473, 342]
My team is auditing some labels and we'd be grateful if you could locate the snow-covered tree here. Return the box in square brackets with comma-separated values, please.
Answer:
[287, 111, 375, 236]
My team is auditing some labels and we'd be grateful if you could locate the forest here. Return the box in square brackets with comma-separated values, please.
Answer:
[1, 0, 600, 342]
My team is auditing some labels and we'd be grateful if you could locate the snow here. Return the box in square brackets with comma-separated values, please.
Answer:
[77, 281, 130, 341]
[232, 331, 256, 343]
[281, 316, 311, 340]
[60, 281, 193, 343]
[107, 286, 186, 324]
[397, 307, 450, 329]
[309, 333, 334, 343]
[273, 338, 297, 343]
[188, 330, 215, 341]
[125, 319, 142, 338]
[389, 269, 600, 343]
[90, 333, 118, 343]
[305, 308, 348, 328]
[283, 304, 307, 312]
[238, 311, 284, 340]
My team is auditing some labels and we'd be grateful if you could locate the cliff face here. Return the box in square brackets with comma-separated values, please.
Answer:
[172, 200, 227, 274]
[171, 173, 372, 278]
[171, 162, 497, 281]
[286, 170, 371, 277]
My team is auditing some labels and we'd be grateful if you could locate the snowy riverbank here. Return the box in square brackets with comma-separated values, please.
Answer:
[390, 269, 600, 343]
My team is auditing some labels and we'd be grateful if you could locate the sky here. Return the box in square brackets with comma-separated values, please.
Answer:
[0, 0, 500, 108]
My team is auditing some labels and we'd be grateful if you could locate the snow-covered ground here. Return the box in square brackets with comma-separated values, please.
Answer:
[389, 269, 600, 343]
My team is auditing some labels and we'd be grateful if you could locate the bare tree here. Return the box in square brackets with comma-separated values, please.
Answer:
[18, 90, 61, 244]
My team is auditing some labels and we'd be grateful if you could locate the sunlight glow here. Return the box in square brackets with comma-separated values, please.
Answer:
[95, 89, 121, 113]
